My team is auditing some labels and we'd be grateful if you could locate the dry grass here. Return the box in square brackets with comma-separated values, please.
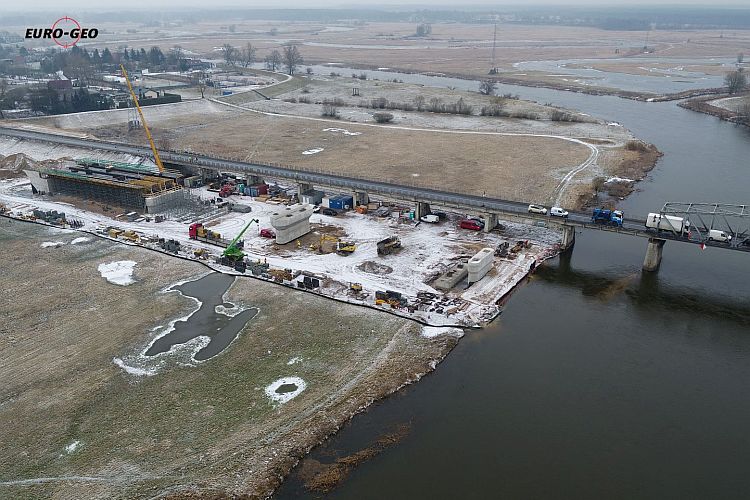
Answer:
[93, 110, 590, 204]
[0, 220, 453, 499]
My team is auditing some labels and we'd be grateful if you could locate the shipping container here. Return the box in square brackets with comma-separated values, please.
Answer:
[329, 195, 354, 210]
[321, 197, 331, 208]
[301, 190, 324, 205]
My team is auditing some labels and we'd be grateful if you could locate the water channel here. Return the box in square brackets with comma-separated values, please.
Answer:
[273, 66, 750, 498]
[146, 273, 258, 362]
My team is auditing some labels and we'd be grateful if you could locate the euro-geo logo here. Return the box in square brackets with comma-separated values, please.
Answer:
[25, 17, 98, 48]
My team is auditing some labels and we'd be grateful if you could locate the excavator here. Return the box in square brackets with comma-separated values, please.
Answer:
[221, 218, 259, 272]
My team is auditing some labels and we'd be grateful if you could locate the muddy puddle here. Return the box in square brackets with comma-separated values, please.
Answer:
[145, 273, 258, 361]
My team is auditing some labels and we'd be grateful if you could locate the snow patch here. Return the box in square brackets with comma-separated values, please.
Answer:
[420, 326, 465, 339]
[64, 440, 81, 454]
[606, 176, 634, 184]
[40, 241, 64, 248]
[287, 356, 302, 365]
[70, 237, 90, 245]
[265, 376, 307, 404]
[113, 357, 157, 377]
[98, 260, 136, 286]
[323, 127, 362, 136]
[302, 148, 324, 155]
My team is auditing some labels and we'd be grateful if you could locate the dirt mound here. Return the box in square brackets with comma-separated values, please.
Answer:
[356, 261, 393, 275]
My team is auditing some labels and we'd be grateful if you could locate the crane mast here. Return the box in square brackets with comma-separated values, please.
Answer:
[120, 64, 165, 173]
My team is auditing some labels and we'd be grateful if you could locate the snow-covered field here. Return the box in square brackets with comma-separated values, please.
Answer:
[0, 178, 562, 327]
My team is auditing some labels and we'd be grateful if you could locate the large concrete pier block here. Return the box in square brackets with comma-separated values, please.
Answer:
[269, 204, 314, 244]
[560, 225, 576, 251]
[415, 202, 431, 220]
[354, 191, 369, 206]
[643, 238, 666, 272]
[483, 213, 497, 232]
[468, 247, 495, 284]
[297, 182, 314, 197]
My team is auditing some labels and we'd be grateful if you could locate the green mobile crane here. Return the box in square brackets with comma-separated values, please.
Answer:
[222, 218, 259, 272]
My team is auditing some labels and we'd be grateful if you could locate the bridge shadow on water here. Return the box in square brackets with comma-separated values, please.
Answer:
[534, 251, 750, 327]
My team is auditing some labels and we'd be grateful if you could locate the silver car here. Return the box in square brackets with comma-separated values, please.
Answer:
[528, 204, 548, 215]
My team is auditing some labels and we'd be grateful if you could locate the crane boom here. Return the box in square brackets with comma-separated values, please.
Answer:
[120, 64, 165, 173]
[223, 218, 259, 259]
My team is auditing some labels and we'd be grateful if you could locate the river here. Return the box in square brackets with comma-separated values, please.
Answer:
[273, 66, 750, 498]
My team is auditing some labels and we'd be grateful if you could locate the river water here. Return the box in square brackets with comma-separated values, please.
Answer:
[274, 67, 750, 498]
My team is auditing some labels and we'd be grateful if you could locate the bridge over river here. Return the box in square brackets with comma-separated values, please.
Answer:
[1, 126, 747, 271]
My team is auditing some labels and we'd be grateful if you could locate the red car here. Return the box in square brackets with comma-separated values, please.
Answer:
[460, 219, 483, 231]
[260, 228, 275, 238]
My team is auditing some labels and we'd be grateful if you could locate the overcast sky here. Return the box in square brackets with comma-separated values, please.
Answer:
[2, 0, 749, 11]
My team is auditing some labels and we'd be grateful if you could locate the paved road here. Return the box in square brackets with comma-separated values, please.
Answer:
[2, 126, 748, 252]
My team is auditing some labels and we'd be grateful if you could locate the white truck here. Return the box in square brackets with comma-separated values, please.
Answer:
[645, 213, 690, 235]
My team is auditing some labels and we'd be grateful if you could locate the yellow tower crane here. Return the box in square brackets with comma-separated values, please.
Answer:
[120, 64, 166, 175]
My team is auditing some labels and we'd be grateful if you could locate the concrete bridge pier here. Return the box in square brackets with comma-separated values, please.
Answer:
[297, 182, 313, 197]
[643, 238, 666, 272]
[247, 175, 263, 185]
[483, 213, 497, 233]
[415, 202, 431, 220]
[560, 225, 576, 251]
[354, 191, 369, 206]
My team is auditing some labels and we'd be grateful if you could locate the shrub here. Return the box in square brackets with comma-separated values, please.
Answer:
[282, 97, 297, 103]
[373, 112, 394, 123]
[625, 140, 650, 152]
[321, 103, 339, 118]
[297, 96, 311, 104]
[480, 104, 508, 117]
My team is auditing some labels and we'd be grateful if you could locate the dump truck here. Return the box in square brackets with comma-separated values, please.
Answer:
[377, 236, 401, 255]
[591, 208, 624, 227]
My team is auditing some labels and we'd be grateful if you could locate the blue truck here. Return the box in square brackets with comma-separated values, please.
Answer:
[591, 208, 624, 227]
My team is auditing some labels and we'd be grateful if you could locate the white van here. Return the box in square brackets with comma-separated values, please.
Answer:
[550, 206, 569, 218]
[420, 214, 440, 223]
[708, 229, 732, 242]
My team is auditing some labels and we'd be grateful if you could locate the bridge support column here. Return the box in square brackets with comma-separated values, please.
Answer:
[247, 175, 263, 185]
[483, 213, 497, 232]
[415, 202, 431, 220]
[560, 225, 575, 251]
[353, 191, 369, 206]
[643, 238, 666, 272]
[297, 182, 313, 196]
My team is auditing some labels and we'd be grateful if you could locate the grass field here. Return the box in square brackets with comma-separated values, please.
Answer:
[0, 219, 456, 498]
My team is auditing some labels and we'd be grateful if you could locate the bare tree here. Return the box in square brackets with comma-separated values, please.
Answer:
[264, 50, 282, 71]
[427, 97, 443, 112]
[0, 79, 7, 118]
[321, 103, 339, 118]
[191, 71, 207, 98]
[479, 79, 497, 96]
[414, 94, 425, 111]
[282, 44, 303, 76]
[221, 43, 237, 67]
[240, 42, 256, 68]
[725, 70, 748, 94]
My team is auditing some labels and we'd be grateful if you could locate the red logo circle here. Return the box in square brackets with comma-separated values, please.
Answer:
[51, 16, 81, 48]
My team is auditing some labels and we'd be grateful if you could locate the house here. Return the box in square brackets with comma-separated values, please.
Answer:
[47, 80, 74, 102]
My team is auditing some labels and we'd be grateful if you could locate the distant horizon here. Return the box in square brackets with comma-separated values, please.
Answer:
[3, 2, 750, 12]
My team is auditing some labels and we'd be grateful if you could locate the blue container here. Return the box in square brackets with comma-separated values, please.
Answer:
[244, 187, 252, 196]
[328, 198, 344, 210]
[329, 195, 353, 210]
[222, 90, 233, 96]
